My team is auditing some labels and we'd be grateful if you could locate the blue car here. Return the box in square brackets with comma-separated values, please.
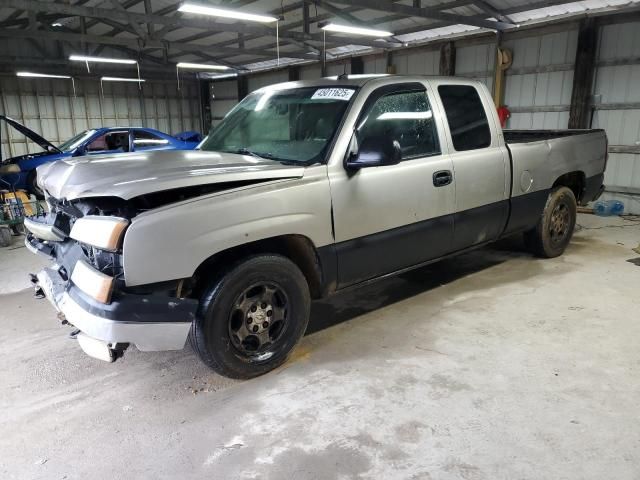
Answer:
[0, 115, 201, 197]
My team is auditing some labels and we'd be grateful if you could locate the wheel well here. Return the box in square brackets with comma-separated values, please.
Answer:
[192, 235, 324, 299]
[553, 171, 585, 201]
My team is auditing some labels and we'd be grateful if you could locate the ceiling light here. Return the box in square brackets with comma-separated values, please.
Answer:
[70, 55, 137, 65]
[176, 62, 229, 70]
[16, 72, 71, 79]
[101, 77, 145, 82]
[199, 72, 238, 80]
[322, 23, 393, 37]
[178, 3, 277, 23]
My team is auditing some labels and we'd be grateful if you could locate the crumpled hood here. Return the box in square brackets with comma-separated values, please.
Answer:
[38, 150, 305, 200]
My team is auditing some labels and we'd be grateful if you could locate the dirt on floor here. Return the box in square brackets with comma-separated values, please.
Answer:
[1, 214, 640, 480]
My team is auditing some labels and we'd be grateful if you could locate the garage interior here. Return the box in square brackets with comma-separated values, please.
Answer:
[1, 1, 640, 479]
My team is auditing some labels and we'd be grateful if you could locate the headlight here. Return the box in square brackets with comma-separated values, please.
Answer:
[71, 259, 115, 304]
[0, 164, 20, 175]
[70, 215, 129, 251]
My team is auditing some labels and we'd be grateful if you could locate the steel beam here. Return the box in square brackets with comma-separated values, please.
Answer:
[328, 0, 514, 30]
[5, 0, 398, 49]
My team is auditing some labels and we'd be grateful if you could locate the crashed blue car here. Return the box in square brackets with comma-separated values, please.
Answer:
[0, 115, 201, 197]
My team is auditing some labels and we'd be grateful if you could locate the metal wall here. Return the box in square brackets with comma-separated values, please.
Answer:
[0, 76, 201, 158]
[503, 28, 577, 130]
[592, 20, 640, 212]
[211, 80, 238, 127]
[455, 42, 496, 91]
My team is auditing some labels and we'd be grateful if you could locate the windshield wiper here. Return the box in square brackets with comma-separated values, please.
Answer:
[229, 148, 300, 166]
[233, 148, 276, 160]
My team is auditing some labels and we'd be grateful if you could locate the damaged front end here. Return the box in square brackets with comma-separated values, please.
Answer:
[27, 195, 197, 362]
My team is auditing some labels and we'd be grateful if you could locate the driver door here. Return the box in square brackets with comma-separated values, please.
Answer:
[329, 82, 456, 289]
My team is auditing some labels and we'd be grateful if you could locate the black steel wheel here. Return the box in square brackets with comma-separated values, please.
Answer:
[524, 186, 577, 258]
[190, 254, 310, 379]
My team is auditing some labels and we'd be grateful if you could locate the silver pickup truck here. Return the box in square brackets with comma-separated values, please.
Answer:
[26, 75, 607, 378]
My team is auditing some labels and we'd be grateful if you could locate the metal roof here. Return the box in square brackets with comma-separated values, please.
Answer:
[1, 0, 639, 77]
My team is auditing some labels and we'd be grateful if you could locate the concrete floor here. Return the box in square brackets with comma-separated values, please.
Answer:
[1, 214, 639, 480]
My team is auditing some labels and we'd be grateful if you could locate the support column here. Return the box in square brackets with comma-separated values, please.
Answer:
[439, 41, 456, 76]
[288, 65, 300, 81]
[237, 75, 248, 101]
[568, 18, 598, 129]
[351, 56, 364, 75]
[386, 51, 395, 74]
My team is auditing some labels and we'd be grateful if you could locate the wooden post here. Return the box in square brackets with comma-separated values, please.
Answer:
[288, 66, 300, 82]
[568, 18, 598, 129]
[386, 51, 395, 74]
[439, 41, 456, 76]
[237, 75, 248, 101]
[351, 56, 364, 75]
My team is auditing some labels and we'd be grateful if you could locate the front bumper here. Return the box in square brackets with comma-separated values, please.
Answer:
[35, 261, 197, 360]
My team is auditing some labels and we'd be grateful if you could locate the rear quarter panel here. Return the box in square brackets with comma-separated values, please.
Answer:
[508, 130, 607, 198]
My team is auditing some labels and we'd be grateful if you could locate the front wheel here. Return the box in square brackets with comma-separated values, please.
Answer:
[190, 255, 311, 379]
[524, 186, 577, 258]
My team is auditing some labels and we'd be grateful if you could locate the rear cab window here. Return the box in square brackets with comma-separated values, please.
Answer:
[438, 85, 491, 151]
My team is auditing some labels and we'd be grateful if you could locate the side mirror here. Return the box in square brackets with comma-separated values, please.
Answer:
[72, 148, 85, 157]
[345, 136, 401, 170]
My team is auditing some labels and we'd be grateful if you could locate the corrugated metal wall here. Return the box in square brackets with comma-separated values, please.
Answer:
[455, 42, 495, 91]
[211, 80, 238, 127]
[0, 76, 201, 158]
[592, 20, 640, 213]
[503, 28, 577, 130]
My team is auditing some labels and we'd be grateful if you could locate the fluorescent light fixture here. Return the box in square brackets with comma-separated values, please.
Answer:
[101, 76, 145, 83]
[377, 111, 433, 120]
[322, 23, 393, 37]
[16, 72, 71, 79]
[200, 72, 238, 80]
[178, 3, 277, 23]
[176, 62, 229, 70]
[70, 55, 137, 65]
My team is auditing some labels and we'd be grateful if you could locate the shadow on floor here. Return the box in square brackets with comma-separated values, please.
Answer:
[306, 235, 533, 336]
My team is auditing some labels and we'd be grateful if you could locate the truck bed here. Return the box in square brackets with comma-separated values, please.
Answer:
[504, 129, 605, 144]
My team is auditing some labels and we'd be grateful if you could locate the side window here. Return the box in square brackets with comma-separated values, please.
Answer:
[358, 90, 439, 160]
[86, 131, 130, 152]
[133, 130, 170, 148]
[438, 85, 491, 151]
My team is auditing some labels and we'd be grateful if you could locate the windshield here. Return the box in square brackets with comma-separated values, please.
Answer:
[59, 129, 96, 151]
[200, 86, 357, 164]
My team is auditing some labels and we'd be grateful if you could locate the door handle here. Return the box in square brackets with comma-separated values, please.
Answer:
[433, 170, 453, 187]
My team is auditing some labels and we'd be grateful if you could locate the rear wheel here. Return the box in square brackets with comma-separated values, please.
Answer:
[524, 186, 577, 258]
[190, 254, 310, 379]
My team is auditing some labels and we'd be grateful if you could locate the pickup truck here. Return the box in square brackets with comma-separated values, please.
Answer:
[26, 75, 607, 379]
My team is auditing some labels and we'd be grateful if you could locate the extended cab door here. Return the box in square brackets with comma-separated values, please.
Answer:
[433, 82, 510, 250]
[329, 82, 456, 289]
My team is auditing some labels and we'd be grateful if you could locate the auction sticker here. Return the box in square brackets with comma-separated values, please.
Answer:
[311, 88, 355, 101]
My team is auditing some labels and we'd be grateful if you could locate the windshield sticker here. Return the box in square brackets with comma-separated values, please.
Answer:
[311, 88, 355, 101]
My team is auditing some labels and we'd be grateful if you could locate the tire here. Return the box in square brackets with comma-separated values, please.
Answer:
[190, 254, 311, 379]
[0, 227, 12, 248]
[524, 186, 577, 258]
[27, 170, 44, 200]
